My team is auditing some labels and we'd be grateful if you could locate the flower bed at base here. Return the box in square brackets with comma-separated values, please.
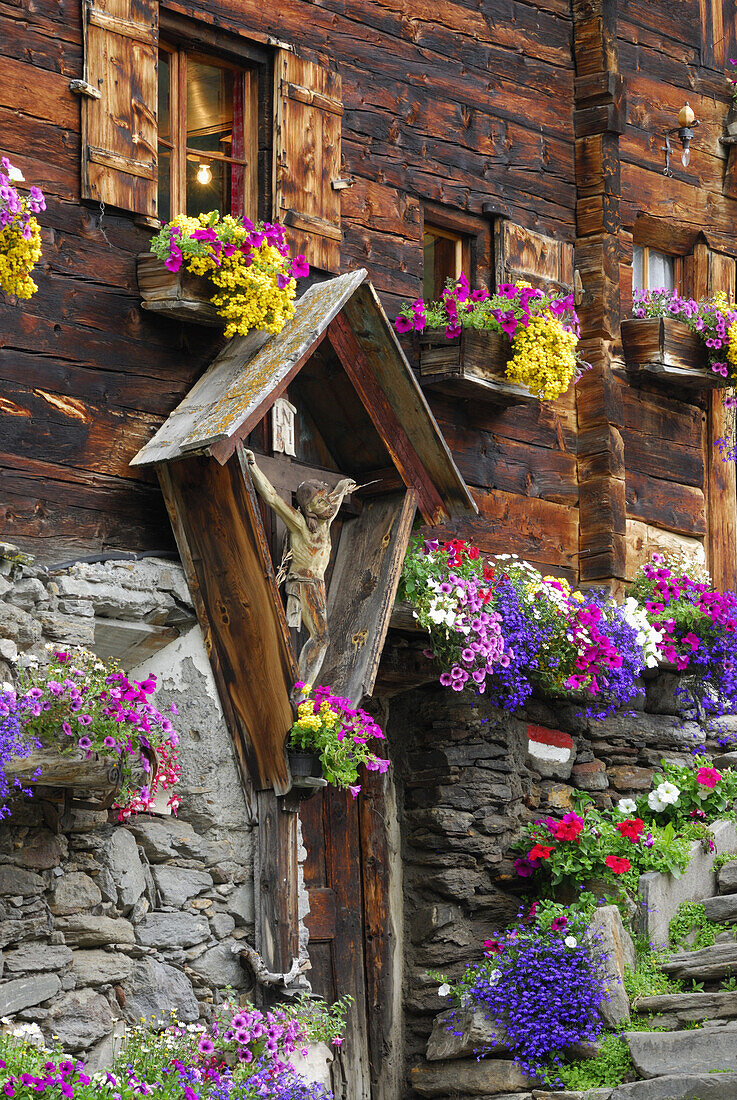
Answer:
[0, 996, 349, 1100]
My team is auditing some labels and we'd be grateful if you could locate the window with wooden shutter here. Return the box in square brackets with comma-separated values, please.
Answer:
[273, 50, 342, 273]
[495, 220, 574, 293]
[81, 0, 158, 217]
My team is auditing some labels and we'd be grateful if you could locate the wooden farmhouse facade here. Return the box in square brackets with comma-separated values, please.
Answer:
[2, 0, 737, 1097]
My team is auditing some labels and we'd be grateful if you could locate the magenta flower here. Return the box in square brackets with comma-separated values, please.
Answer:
[78, 736, 92, 750]
[197, 1038, 215, 1055]
[697, 766, 722, 788]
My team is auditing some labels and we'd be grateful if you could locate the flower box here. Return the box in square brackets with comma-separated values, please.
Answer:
[4, 747, 122, 798]
[417, 328, 537, 406]
[621, 317, 719, 390]
[136, 253, 221, 326]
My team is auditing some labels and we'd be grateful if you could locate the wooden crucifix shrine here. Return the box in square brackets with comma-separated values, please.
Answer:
[131, 268, 475, 980]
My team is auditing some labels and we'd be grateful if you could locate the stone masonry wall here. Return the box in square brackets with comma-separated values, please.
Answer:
[0, 548, 257, 1065]
[389, 675, 723, 1087]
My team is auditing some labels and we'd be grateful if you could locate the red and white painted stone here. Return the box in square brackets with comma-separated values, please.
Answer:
[525, 724, 576, 779]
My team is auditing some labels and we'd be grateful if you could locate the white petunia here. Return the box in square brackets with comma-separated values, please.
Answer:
[438, 983, 451, 997]
[7, 165, 25, 183]
[617, 798, 637, 815]
[656, 781, 680, 805]
[564, 936, 578, 949]
[648, 790, 666, 813]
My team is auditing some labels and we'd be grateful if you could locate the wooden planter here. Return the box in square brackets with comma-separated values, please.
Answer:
[621, 317, 718, 390]
[137, 253, 222, 326]
[4, 748, 122, 798]
[417, 328, 537, 406]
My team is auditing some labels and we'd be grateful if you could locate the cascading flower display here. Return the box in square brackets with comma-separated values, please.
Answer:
[629, 551, 737, 721]
[150, 212, 309, 339]
[0, 156, 45, 299]
[289, 683, 390, 795]
[431, 905, 607, 1083]
[0, 686, 41, 818]
[631, 288, 737, 459]
[395, 274, 588, 400]
[15, 646, 181, 820]
[400, 540, 647, 719]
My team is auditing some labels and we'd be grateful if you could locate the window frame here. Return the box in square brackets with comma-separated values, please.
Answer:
[421, 203, 493, 299]
[156, 11, 272, 223]
[632, 243, 682, 293]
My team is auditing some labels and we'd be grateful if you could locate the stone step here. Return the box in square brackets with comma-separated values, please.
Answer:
[411, 1058, 533, 1096]
[634, 990, 737, 1029]
[660, 941, 737, 981]
[611, 1073, 737, 1100]
[702, 893, 737, 923]
[625, 1026, 737, 1078]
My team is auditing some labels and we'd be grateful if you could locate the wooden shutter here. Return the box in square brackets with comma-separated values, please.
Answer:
[496, 220, 574, 293]
[273, 50, 342, 273]
[81, 0, 158, 217]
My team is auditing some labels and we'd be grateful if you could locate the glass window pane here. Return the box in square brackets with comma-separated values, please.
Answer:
[648, 250, 674, 292]
[424, 229, 459, 301]
[632, 244, 644, 291]
[158, 146, 171, 224]
[186, 156, 231, 218]
[423, 233, 437, 300]
[186, 59, 234, 156]
[158, 52, 170, 141]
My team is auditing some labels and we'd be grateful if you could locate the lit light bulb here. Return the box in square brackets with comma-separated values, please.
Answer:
[196, 163, 212, 186]
[681, 145, 691, 168]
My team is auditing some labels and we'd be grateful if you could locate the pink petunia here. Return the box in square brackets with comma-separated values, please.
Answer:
[696, 766, 722, 788]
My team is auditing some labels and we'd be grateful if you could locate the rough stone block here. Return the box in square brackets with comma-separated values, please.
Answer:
[587, 905, 635, 1027]
[71, 950, 134, 986]
[661, 942, 737, 982]
[46, 988, 114, 1051]
[634, 991, 737, 1027]
[411, 1058, 532, 1096]
[639, 819, 737, 947]
[49, 873, 102, 916]
[56, 915, 135, 948]
[187, 943, 249, 990]
[426, 1008, 506, 1060]
[607, 765, 654, 791]
[0, 868, 44, 897]
[228, 883, 255, 928]
[0, 603, 42, 645]
[611, 1073, 737, 1100]
[121, 957, 198, 1025]
[0, 973, 61, 1015]
[703, 893, 737, 923]
[101, 830, 146, 911]
[14, 831, 64, 870]
[571, 759, 609, 791]
[135, 911, 209, 949]
[718, 860, 737, 895]
[37, 613, 95, 645]
[4, 945, 72, 974]
[625, 1026, 737, 1078]
[152, 867, 213, 908]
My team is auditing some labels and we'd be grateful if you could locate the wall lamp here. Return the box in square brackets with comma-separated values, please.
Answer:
[663, 103, 700, 175]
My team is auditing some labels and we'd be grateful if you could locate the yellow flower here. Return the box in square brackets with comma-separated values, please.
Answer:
[506, 313, 578, 401]
[0, 217, 42, 298]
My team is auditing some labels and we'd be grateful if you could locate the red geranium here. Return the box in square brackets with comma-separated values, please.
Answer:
[483, 937, 502, 955]
[528, 843, 555, 861]
[554, 813, 584, 842]
[605, 854, 631, 875]
[615, 817, 644, 842]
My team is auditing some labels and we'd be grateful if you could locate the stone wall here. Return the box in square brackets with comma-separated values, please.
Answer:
[0, 548, 257, 1063]
[388, 675, 721, 1087]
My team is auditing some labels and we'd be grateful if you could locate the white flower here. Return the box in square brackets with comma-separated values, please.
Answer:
[648, 790, 666, 813]
[656, 781, 680, 805]
[8, 165, 25, 183]
[617, 798, 637, 815]
[564, 936, 578, 949]
[438, 983, 451, 998]
[488, 969, 501, 985]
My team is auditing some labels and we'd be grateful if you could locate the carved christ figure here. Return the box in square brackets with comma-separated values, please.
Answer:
[244, 450, 357, 691]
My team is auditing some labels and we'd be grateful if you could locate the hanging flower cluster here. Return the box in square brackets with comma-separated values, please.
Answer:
[0, 156, 45, 299]
[400, 541, 648, 719]
[0, 687, 41, 819]
[395, 274, 588, 400]
[11, 646, 181, 820]
[289, 683, 390, 796]
[629, 551, 737, 720]
[150, 212, 309, 339]
[432, 906, 606, 1083]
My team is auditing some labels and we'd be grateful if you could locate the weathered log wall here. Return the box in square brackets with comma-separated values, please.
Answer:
[0, 0, 578, 571]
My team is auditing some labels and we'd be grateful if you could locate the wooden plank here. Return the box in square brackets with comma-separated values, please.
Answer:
[321, 491, 416, 704]
[0, 54, 78, 129]
[627, 471, 706, 536]
[158, 454, 296, 794]
[304, 886, 336, 940]
[256, 789, 300, 972]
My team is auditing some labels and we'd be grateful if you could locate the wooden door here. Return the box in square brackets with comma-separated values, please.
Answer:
[301, 787, 371, 1100]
